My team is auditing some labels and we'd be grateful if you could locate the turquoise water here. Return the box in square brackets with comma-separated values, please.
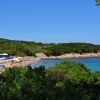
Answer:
[32, 57, 100, 71]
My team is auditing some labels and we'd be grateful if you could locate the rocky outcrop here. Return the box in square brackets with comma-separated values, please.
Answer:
[35, 53, 48, 60]
[48, 53, 100, 59]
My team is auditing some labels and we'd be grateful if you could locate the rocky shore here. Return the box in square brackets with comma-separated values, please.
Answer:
[47, 52, 100, 59]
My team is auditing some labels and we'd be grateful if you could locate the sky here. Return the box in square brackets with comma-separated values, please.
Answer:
[0, 0, 100, 44]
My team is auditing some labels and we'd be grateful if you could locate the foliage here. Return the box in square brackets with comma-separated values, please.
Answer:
[0, 38, 100, 56]
[96, 0, 100, 6]
[1, 62, 100, 99]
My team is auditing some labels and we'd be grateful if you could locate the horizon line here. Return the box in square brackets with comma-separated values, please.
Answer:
[0, 38, 99, 45]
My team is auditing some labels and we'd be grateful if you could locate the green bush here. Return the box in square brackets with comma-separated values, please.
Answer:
[0, 62, 100, 99]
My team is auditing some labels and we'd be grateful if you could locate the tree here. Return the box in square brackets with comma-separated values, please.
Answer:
[96, 0, 100, 6]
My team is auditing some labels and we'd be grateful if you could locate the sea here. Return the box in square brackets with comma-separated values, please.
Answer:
[32, 57, 100, 72]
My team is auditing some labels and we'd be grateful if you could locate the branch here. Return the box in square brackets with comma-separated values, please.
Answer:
[96, 0, 100, 6]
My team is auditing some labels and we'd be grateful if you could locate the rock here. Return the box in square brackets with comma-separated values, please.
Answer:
[35, 53, 48, 59]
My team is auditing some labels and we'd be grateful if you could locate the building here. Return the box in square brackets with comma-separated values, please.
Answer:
[0, 53, 10, 59]
[10, 57, 22, 63]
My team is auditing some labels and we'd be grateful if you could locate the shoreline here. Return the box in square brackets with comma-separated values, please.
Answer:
[19, 53, 100, 66]
[46, 52, 100, 59]
[1, 52, 100, 72]
[0, 57, 41, 72]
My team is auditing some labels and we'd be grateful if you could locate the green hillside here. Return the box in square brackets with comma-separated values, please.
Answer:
[0, 38, 100, 56]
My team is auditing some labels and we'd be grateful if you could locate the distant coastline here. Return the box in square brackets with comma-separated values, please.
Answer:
[20, 52, 100, 67]
[21, 53, 100, 66]
[1, 38, 100, 69]
[46, 52, 100, 59]
[1, 52, 100, 72]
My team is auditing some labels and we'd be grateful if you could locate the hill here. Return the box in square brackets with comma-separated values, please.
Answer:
[0, 38, 100, 56]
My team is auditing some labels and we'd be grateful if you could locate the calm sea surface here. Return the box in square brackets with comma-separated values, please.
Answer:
[32, 57, 100, 71]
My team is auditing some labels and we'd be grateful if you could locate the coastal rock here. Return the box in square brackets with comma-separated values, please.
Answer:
[35, 53, 48, 60]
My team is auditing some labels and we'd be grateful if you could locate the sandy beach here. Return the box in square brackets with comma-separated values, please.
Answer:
[0, 56, 41, 72]
[1, 52, 100, 72]
[7, 52, 100, 67]
[10, 56, 41, 67]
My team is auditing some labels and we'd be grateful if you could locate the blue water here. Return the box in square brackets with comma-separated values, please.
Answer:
[32, 57, 100, 71]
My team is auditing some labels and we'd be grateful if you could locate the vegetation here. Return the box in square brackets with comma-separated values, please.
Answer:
[0, 38, 100, 56]
[0, 62, 100, 99]
[96, 0, 100, 6]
